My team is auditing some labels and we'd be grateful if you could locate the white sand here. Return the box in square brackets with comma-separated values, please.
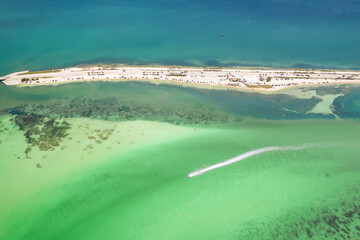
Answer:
[307, 94, 344, 116]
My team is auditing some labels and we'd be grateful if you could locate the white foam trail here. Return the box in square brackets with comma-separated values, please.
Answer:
[187, 145, 308, 178]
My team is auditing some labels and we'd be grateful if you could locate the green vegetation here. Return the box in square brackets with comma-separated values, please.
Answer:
[249, 84, 272, 89]
[167, 73, 187, 77]
[21, 77, 39, 83]
[18, 69, 61, 75]
[266, 76, 272, 82]
[2, 96, 238, 125]
[11, 114, 71, 156]
[203, 66, 223, 71]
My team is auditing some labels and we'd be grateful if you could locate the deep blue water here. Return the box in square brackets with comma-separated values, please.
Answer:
[1, 0, 360, 76]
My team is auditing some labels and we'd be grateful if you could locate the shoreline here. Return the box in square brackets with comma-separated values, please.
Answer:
[11, 76, 360, 96]
[2, 65, 360, 93]
[72, 63, 360, 72]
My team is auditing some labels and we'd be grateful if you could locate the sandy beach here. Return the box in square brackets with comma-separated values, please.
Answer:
[2, 66, 360, 92]
[1, 74, 360, 239]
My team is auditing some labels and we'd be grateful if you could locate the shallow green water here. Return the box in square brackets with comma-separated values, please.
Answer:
[0, 82, 359, 239]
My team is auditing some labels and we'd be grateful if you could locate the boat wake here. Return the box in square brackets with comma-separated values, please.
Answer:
[187, 145, 309, 178]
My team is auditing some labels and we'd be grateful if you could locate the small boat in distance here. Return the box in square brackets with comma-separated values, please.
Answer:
[221, 33, 224, 37]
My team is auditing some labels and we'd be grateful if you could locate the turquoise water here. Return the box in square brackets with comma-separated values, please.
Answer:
[1, 82, 360, 239]
[1, 0, 360, 76]
[0, 82, 354, 120]
[1, 1, 360, 238]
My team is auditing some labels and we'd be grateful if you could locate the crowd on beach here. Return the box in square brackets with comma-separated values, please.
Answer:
[3, 66, 360, 91]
